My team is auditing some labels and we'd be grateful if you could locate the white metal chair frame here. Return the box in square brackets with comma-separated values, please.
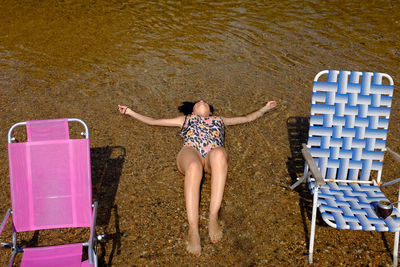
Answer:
[291, 70, 400, 266]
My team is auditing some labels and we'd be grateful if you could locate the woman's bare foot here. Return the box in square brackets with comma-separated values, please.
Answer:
[208, 217, 223, 243]
[187, 228, 201, 256]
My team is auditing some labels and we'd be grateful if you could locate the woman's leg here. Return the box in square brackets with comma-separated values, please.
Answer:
[205, 147, 229, 243]
[176, 147, 205, 256]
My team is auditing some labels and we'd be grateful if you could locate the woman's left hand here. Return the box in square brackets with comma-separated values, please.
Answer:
[265, 101, 277, 110]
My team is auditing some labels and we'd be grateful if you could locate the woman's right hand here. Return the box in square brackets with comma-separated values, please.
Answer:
[118, 105, 129, 114]
[265, 101, 277, 110]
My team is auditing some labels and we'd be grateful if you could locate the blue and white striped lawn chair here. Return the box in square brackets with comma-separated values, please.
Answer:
[291, 70, 400, 265]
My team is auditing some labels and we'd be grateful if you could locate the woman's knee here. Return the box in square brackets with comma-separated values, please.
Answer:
[185, 160, 203, 173]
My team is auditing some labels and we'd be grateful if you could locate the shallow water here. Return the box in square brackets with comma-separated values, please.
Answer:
[1, 1, 400, 266]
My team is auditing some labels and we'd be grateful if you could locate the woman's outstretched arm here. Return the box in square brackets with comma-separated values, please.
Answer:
[222, 101, 277, 126]
[118, 105, 185, 127]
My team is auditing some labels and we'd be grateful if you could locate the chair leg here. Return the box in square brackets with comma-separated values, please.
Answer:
[394, 231, 399, 267]
[309, 187, 319, 264]
[94, 252, 98, 267]
[395, 184, 400, 267]
[8, 231, 17, 267]
[8, 249, 17, 267]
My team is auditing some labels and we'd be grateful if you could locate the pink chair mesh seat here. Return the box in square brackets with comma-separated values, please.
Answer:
[2, 119, 97, 266]
[21, 244, 86, 267]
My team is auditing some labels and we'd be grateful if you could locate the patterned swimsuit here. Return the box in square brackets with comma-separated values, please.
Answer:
[180, 114, 225, 158]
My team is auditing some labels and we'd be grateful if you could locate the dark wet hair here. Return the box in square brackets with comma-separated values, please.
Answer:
[178, 101, 214, 115]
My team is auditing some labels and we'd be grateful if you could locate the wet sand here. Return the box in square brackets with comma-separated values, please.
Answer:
[1, 1, 400, 266]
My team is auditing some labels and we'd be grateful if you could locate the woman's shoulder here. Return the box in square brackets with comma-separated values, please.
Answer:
[211, 116, 224, 125]
[186, 113, 196, 119]
[212, 115, 223, 120]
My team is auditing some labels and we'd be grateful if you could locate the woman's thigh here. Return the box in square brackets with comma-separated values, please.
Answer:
[204, 147, 229, 174]
[176, 147, 205, 174]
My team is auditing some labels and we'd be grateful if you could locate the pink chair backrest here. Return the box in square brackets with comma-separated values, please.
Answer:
[27, 119, 70, 142]
[8, 119, 92, 232]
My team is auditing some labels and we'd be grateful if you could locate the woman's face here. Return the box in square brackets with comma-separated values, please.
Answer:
[192, 100, 211, 117]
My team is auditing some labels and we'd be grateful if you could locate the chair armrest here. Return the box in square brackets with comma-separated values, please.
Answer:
[290, 171, 312, 190]
[379, 147, 400, 188]
[387, 147, 400, 162]
[301, 144, 325, 186]
[0, 209, 11, 237]
[88, 202, 98, 266]
[380, 178, 400, 188]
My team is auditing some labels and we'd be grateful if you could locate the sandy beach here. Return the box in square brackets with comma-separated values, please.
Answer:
[1, 1, 400, 265]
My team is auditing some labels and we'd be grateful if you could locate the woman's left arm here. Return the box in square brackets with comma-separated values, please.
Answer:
[222, 101, 277, 126]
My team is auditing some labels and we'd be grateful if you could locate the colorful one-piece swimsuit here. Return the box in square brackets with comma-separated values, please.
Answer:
[180, 114, 225, 158]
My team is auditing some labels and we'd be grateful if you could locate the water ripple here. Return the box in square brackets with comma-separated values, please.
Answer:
[0, 0, 399, 98]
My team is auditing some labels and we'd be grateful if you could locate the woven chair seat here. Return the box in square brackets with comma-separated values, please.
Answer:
[309, 180, 400, 232]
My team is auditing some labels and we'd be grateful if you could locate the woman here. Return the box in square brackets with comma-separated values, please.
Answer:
[118, 100, 277, 256]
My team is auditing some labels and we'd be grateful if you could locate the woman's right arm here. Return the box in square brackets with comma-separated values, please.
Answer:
[222, 101, 277, 126]
[118, 105, 185, 127]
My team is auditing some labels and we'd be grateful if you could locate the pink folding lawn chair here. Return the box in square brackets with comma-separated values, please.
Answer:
[0, 118, 99, 267]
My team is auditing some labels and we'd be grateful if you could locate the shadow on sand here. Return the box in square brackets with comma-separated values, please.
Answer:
[91, 146, 126, 267]
[286, 117, 323, 249]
